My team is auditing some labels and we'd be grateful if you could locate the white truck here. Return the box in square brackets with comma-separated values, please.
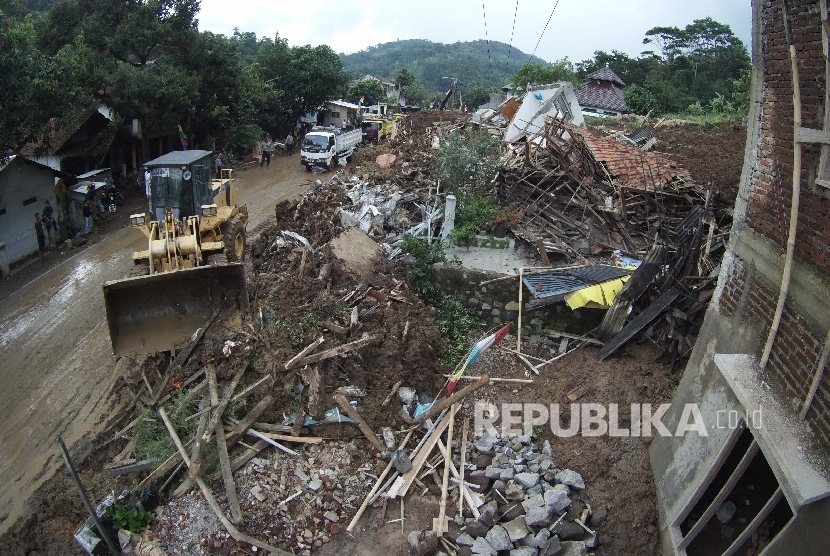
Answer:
[300, 126, 362, 171]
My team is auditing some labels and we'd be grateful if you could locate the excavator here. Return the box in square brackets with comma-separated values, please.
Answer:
[102, 150, 249, 356]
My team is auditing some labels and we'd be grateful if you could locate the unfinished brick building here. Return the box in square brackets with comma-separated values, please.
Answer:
[651, 1, 830, 554]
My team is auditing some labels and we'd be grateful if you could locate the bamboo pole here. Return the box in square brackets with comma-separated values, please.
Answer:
[761, 0, 802, 370]
[436, 404, 456, 536]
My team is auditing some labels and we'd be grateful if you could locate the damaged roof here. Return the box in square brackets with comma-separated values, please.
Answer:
[556, 121, 694, 191]
[575, 84, 629, 113]
[585, 67, 626, 87]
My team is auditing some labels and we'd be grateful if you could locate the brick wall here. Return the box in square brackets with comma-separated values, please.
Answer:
[720, 0, 830, 442]
[748, 0, 830, 274]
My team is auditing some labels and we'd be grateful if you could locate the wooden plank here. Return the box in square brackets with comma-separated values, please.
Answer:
[284, 337, 325, 370]
[436, 405, 456, 536]
[458, 415, 469, 513]
[159, 408, 290, 555]
[202, 364, 246, 442]
[137, 437, 194, 490]
[207, 369, 242, 524]
[225, 396, 274, 447]
[107, 459, 158, 477]
[795, 126, 830, 145]
[290, 335, 377, 368]
[386, 413, 452, 499]
[333, 394, 387, 456]
[255, 432, 323, 444]
[382, 379, 404, 407]
[411, 376, 490, 426]
[346, 430, 415, 532]
[231, 375, 274, 404]
[567, 384, 591, 402]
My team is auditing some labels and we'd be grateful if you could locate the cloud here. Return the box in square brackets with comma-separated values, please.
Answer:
[196, 0, 752, 63]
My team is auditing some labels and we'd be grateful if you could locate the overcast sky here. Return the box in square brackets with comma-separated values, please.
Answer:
[197, 0, 752, 65]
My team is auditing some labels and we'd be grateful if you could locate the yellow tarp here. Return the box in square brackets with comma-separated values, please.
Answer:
[565, 275, 631, 310]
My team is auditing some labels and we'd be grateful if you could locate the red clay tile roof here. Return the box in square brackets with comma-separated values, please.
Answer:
[558, 121, 695, 192]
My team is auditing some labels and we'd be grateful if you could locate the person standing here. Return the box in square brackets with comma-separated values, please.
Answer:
[42, 200, 56, 248]
[35, 213, 46, 256]
[82, 200, 92, 235]
[260, 135, 272, 167]
[285, 133, 294, 155]
[214, 152, 223, 178]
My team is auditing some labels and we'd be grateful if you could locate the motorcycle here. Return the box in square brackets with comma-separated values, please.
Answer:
[102, 184, 124, 213]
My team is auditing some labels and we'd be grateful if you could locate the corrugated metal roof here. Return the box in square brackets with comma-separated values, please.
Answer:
[144, 150, 212, 167]
[522, 265, 632, 299]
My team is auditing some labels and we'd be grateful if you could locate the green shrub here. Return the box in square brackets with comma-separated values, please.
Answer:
[106, 503, 154, 533]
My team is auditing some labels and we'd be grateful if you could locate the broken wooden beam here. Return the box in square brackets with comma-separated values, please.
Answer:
[290, 334, 377, 368]
[284, 336, 325, 370]
[225, 395, 274, 447]
[411, 376, 491, 426]
[153, 309, 220, 403]
[333, 393, 388, 457]
[207, 366, 243, 524]
[106, 458, 158, 477]
[202, 364, 246, 442]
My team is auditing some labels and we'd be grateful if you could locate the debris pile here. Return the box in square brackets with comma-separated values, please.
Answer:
[402, 429, 603, 556]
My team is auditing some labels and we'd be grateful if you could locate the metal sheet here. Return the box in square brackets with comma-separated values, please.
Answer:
[522, 265, 632, 299]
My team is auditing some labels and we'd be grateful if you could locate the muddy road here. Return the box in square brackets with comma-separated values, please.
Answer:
[0, 154, 311, 535]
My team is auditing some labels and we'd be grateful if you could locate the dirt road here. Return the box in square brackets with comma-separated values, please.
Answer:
[0, 154, 311, 535]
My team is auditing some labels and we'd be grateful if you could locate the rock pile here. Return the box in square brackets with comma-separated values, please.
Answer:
[409, 430, 607, 556]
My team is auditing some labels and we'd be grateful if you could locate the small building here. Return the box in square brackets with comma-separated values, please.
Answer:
[502, 82, 585, 143]
[21, 105, 142, 181]
[0, 156, 73, 264]
[575, 67, 628, 117]
[354, 75, 400, 102]
[320, 100, 361, 127]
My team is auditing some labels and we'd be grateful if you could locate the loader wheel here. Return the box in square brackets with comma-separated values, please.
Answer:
[221, 216, 246, 262]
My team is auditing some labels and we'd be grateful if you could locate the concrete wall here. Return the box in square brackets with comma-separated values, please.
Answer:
[434, 265, 603, 336]
[651, 1, 830, 554]
[0, 158, 59, 263]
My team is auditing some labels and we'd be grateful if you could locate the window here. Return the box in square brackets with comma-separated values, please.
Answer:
[331, 111, 340, 118]
[674, 423, 793, 555]
[22, 197, 36, 206]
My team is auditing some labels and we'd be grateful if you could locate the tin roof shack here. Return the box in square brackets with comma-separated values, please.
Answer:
[0, 156, 72, 264]
[320, 100, 361, 128]
[67, 170, 112, 230]
[575, 67, 628, 117]
[650, 2, 830, 555]
[502, 82, 585, 143]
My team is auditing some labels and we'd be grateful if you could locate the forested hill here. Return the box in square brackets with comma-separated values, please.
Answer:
[340, 39, 549, 92]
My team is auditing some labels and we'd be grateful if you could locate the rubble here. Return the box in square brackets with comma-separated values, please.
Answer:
[400, 430, 605, 556]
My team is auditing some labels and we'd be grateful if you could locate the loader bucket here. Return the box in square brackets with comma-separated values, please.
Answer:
[103, 264, 248, 356]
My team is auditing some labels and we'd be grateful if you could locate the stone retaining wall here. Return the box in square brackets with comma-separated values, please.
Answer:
[434, 264, 603, 337]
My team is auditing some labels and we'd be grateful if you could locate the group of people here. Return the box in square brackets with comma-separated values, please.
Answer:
[259, 131, 299, 167]
[34, 200, 57, 256]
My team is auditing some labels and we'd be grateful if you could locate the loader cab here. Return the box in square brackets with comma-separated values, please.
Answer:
[143, 150, 212, 222]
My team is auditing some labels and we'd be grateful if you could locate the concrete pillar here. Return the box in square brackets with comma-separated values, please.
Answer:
[0, 243, 8, 279]
[442, 194, 457, 240]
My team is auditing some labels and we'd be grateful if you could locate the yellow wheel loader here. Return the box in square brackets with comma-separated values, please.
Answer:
[103, 150, 249, 356]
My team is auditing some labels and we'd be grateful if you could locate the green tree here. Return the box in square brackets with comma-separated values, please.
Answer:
[394, 67, 416, 88]
[624, 84, 660, 115]
[0, 0, 90, 153]
[347, 78, 386, 106]
[462, 84, 492, 109]
[402, 82, 428, 107]
[510, 59, 578, 93]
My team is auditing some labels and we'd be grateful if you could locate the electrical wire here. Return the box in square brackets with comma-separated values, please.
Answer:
[505, 0, 520, 73]
[482, 0, 491, 69]
[529, 0, 562, 62]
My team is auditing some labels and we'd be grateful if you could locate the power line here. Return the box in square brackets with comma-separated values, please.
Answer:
[529, 0, 562, 62]
[505, 0, 520, 73]
[482, 0, 491, 69]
